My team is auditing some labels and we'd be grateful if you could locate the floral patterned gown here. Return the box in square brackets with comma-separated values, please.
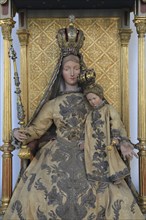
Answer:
[84, 102, 145, 220]
[3, 93, 145, 220]
[3, 92, 98, 220]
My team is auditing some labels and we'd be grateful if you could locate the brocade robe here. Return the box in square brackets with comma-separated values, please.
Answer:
[84, 102, 145, 220]
[3, 94, 145, 220]
[3, 92, 98, 220]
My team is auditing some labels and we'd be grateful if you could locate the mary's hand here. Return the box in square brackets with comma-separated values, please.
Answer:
[13, 129, 28, 142]
[120, 141, 138, 160]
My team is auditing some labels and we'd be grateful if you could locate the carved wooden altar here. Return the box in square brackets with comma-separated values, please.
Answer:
[0, 0, 146, 215]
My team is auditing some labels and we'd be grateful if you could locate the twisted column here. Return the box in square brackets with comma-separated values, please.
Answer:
[0, 18, 15, 214]
[134, 16, 146, 214]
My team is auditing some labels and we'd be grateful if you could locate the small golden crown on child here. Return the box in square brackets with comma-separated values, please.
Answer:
[78, 68, 96, 88]
[56, 15, 85, 55]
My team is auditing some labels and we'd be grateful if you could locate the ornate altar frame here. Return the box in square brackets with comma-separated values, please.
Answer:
[0, 0, 146, 215]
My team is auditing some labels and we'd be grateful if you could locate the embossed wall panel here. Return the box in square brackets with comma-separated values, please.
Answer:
[27, 17, 121, 119]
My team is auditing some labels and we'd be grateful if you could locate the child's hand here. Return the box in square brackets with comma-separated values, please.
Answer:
[120, 141, 138, 160]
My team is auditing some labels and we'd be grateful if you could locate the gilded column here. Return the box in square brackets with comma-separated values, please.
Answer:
[119, 29, 132, 137]
[17, 29, 29, 123]
[134, 16, 146, 214]
[0, 18, 15, 214]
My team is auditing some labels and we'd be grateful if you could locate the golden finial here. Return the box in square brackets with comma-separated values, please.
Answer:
[69, 14, 75, 26]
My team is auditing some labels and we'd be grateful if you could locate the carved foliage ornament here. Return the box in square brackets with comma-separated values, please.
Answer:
[0, 18, 15, 40]
[134, 18, 146, 36]
[119, 29, 132, 46]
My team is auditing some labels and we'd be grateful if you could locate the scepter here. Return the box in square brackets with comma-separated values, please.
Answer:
[9, 43, 31, 160]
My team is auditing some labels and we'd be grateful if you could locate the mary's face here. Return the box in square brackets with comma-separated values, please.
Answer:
[62, 60, 80, 86]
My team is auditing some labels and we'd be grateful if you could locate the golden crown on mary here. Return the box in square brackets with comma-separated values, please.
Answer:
[56, 15, 85, 55]
[56, 15, 96, 87]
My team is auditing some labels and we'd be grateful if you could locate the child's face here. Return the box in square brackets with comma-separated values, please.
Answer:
[86, 92, 102, 107]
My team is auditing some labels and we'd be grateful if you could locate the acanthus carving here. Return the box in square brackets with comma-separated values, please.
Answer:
[17, 29, 30, 46]
[134, 17, 146, 37]
[0, 18, 15, 40]
[119, 29, 132, 46]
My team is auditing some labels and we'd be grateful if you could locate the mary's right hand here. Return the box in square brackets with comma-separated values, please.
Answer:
[13, 129, 28, 142]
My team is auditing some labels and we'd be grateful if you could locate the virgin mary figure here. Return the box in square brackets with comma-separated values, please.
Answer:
[3, 16, 145, 220]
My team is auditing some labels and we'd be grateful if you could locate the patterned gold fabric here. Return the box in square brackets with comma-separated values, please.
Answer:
[84, 102, 128, 182]
[3, 93, 144, 220]
[84, 102, 145, 219]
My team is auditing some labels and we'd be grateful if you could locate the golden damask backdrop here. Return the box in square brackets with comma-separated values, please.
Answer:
[27, 17, 121, 118]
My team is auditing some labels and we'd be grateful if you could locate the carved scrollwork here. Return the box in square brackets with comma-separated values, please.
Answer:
[119, 29, 132, 46]
[0, 18, 15, 40]
[17, 29, 30, 46]
[134, 17, 146, 37]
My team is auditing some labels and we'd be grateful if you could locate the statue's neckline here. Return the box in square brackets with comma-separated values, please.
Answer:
[59, 89, 82, 95]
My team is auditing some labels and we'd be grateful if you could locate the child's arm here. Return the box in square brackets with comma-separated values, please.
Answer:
[109, 105, 138, 160]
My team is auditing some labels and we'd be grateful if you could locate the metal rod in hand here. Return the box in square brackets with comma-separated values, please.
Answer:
[9, 44, 31, 159]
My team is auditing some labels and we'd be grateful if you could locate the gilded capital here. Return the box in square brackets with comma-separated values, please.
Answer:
[17, 29, 30, 46]
[0, 18, 15, 40]
[134, 17, 146, 37]
[119, 29, 132, 46]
